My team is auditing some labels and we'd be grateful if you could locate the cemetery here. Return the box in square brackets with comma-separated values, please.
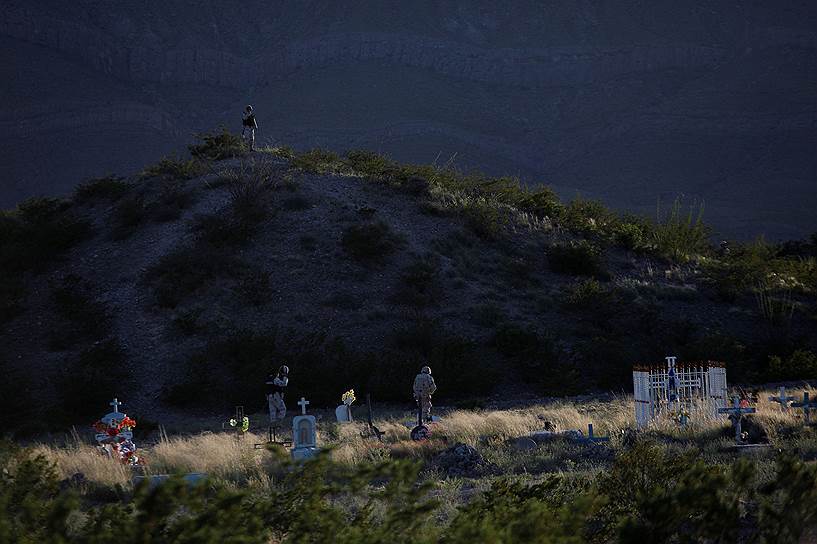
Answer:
[5, 375, 814, 542]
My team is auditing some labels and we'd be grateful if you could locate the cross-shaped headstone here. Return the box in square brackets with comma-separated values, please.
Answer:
[586, 423, 609, 442]
[768, 386, 796, 412]
[718, 395, 756, 442]
[791, 392, 817, 424]
[298, 397, 310, 415]
[110, 398, 122, 413]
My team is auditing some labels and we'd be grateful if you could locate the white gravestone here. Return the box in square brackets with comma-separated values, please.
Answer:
[291, 397, 320, 461]
[335, 404, 353, 423]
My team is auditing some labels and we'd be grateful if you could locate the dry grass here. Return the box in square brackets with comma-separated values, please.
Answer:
[32, 389, 816, 489]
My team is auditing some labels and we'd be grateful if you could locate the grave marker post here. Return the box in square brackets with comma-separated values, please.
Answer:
[718, 395, 756, 442]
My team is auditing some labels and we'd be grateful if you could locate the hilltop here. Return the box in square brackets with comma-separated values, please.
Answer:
[1, 131, 816, 431]
[2, 0, 816, 238]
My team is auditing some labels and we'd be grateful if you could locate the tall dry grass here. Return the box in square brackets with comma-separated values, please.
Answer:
[32, 388, 815, 488]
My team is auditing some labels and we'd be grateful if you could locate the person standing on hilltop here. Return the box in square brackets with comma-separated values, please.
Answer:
[413, 365, 437, 422]
[242, 105, 258, 151]
[266, 365, 289, 428]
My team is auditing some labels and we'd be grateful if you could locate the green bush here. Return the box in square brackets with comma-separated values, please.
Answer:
[768, 350, 817, 381]
[152, 183, 195, 222]
[390, 319, 497, 399]
[188, 128, 248, 160]
[492, 324, 561, 387]
[561, 278, 606, 310]
[547, 240, 607, 278]
[141, 155, 207, 180]
[47, 275, 111, 350]
[74, 175, 129, 203]
[342, 221, 404, 261]
[111, 195, 147, 239]
[391, 255, 442, 307]
[652, 198, 710, 262]
[291, 148, 343, 174]
[0, 197, 92, 275]
[58, 339, 130, 420]
[142, 244, 243, 308]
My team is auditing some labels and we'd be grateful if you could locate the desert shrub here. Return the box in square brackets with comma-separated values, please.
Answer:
[282, 195, 311, 211]
[188, 128, 247, 160]
[547, 240, 607, 278]
[563, 196, 617, 235]
[0, 197, 91, 275]
[342, 221, 404, 261]
[460, 198, 509, 240]
[291, 148, 343, 174]
[501, 255, 540, 288]
[151, 183, 195, 222]
[652, 198, 710, 262]
[561, 278, 607, 310]
[233, 266, 272, 306]
[448, 476, 594, 543]
[111, 195, 147, 239]
[768, 350, 817, 381]
[47, 275, 110, 350]
[141, 155, 207, 180]
[391, 255, 442, 307]
[74, 174, 129, 202]
[58, 339, 130, 420]
[390, 319, 497, 399]
[492, 324, 561, 387]
[613, 218, 651, 251]
[228, 170, 273, 226]
[142, 245, 243, 308]
[172, 307, 204, 337]
[345, 149, 396, 178]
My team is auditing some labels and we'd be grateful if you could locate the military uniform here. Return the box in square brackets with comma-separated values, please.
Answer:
[413, 366, 437, 421]
[266, 368, 288, 426]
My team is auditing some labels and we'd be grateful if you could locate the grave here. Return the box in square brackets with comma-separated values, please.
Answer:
[633, 356, 728, 427]
[291, 397, 320, 461]
[92, 398, 139, 466]
[791, 391, 817, 424]
[768, 387, 796, 412]
[335, 389, 355, 424]
[360, 394, 385, 442]
[718, 395, 757, 442]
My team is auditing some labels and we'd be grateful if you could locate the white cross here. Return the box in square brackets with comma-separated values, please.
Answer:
[298, 397, 310, 415]
[665, 356, 677, 370]
[769, 387, 795, 412]
[110, 398, 122, 413]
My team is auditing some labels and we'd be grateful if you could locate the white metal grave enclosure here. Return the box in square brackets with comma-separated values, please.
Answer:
[633, 356, 728, 427]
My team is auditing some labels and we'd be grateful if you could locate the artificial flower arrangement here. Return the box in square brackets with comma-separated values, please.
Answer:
[229, 416, 250, 433]
[341, 389, 356, 406]
[92, 416, 140, 465]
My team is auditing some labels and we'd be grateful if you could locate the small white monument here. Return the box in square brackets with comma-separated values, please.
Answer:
[291, 397, 320, 461]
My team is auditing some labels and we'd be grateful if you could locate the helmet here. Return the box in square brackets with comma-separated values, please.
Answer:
[421, 366, 431, 375]
[246, 104, 253, 112]
[279, 365, 289, 375]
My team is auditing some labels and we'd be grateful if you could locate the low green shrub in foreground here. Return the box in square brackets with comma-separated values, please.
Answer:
[3, 441, 815, 543]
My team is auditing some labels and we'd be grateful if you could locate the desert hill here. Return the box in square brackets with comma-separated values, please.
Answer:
[1, 133, 815, 431]
[2, 1, 816, 239]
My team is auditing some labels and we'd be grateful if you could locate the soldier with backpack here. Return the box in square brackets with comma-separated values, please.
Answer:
[266, 365, 289, 427]
[242, 105, 258, 151]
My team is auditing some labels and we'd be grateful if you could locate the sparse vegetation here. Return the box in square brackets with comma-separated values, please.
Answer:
[342, 220, 404, 261]
[188, 128, 248, 160]
[548, 240, 607, 278]
[11, 391, 817, 542]
[652, 198, 710, 262]
[141, 155, 208, 181]
[74, 174, 129, 202]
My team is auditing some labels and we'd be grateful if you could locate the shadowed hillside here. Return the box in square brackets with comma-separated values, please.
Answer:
[1, 132, 815, 431]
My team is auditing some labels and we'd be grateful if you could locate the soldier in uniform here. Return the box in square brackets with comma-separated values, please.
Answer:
[242, 105, 258, 151]
[266, 365, 289, 427]
[412, 365, 437, 422]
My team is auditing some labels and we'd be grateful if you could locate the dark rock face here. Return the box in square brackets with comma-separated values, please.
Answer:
[2, 1, 816, 239]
